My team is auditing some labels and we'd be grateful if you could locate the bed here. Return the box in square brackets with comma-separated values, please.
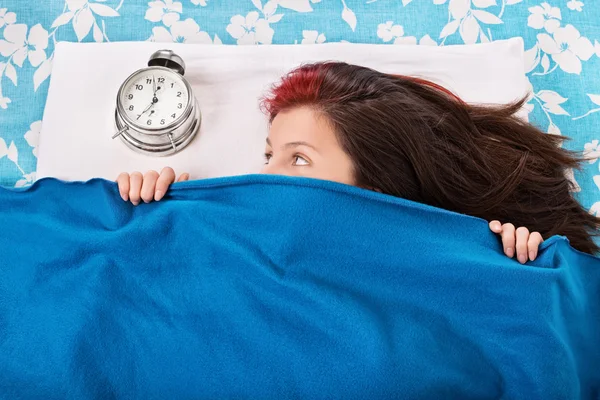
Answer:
[1, 2, 599, 397]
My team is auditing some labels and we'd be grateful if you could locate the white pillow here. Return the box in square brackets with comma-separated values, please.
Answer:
[37, 39, 528, 181]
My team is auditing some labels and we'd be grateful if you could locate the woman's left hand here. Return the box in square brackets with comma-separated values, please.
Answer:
[488, 221, 544, 264]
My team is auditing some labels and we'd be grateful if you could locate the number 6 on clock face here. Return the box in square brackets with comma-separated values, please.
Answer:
[119, 68, 190, 130]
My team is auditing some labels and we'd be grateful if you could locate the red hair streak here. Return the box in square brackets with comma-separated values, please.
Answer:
[261, 63, 334, 122]
[261, 63, 464, 121]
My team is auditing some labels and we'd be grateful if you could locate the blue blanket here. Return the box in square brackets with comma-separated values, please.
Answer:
[1, 175, 599, 399]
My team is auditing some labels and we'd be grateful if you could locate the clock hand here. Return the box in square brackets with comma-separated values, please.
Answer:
[137, 101, 155, 120]
[151, 76, 160, 104]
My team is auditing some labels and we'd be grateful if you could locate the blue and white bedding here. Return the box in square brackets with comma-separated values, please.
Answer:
[1, 2, 599, 398]
[0, 0, 600, 214]
[0, 0, 599, 213]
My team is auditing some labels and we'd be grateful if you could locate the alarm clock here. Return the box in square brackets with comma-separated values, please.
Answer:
[112, 50, 201, 156]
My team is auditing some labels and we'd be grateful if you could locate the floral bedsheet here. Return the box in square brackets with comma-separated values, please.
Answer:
[0, 0, 599, 213]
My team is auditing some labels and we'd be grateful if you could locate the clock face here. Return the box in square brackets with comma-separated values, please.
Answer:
[119, 68, 190, 130]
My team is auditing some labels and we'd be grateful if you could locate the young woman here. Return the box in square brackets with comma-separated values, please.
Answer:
[116, 62, 599, 262]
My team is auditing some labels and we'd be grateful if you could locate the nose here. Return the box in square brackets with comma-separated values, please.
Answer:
[260, 163, 276, 175]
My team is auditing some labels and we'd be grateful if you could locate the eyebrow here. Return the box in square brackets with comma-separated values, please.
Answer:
[265, 138, 319, 152]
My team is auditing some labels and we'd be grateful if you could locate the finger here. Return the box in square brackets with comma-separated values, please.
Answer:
[155, 167, 176, 201]
[129, 172, 143, 206]
[528, 232, 544, 261]
[116, 173, 130, 201]
[140, 170, 160, 203]
[515, 227, 530, 264]
[141, 170, 160, 203]
[500, 223, 516, 258]
[177, 173, 190, 182]
[488, 220, 502, 233]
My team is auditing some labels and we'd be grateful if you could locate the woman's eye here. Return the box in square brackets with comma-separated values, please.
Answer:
[293, 156, 309, 166]
[264, 153, 272, 164]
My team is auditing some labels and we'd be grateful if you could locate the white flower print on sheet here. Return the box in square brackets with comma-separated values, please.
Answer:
[51, 0, 120, 42]
[583, 140, 600, 164]
[0, 60, 12, 107]
[0, 23, 48, 67]
[432, 0, 521, 4]
[378, 22, 437, 46]
[286, 0, 354, 31]
[525, 83, 569, 136]
[377, 21, 417, 44]
[536, 89, 569, 116]
[566, 0, 584, 12]
[590, 202, 600, 217]
[277, 0, 321, 13]
[226, 11, 274, 45]
[419, 34, 438, 46]
[528, 2, 561, 33]
[65, 0, 86, 11]
[13, 172, 36, 188]
[537, 24, 594, 74]
[574, 94, 600, 120]
[0, 0, 598, 212]
[0, 8, 17, 28]
[150, 18, 212, 43]
[341, 0, 357, 32]
[0, 138, 8, 160]
[0, 94, 10, 109]
[145, 0, 182, 27]
[436, 0, 512, 45]
[64, 0, 121, 14]
[251, 1, 284, 24]
[302, 30, 325, 44]
[582, 139, 600, 199]
[0, 136, 35, 188]
[24, 120, 41, 158]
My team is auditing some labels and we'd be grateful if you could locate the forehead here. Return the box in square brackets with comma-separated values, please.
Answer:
[268, 107, 337, 146]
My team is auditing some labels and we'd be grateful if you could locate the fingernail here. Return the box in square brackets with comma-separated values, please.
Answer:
[518, 253, 527, 264]
[506, 247, 514, 258]
[529, 251, 536, 261]
[132, 201, 139, 206]
[155, 190, 164, 201]
[120, 192, 128, 201]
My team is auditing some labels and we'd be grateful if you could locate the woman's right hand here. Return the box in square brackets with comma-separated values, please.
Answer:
[116, 167, 189, 205]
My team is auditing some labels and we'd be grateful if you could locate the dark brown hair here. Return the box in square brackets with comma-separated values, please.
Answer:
[261, 62, 599, 254]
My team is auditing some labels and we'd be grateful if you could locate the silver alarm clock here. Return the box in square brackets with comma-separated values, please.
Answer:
[112, 50, 201, 156]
